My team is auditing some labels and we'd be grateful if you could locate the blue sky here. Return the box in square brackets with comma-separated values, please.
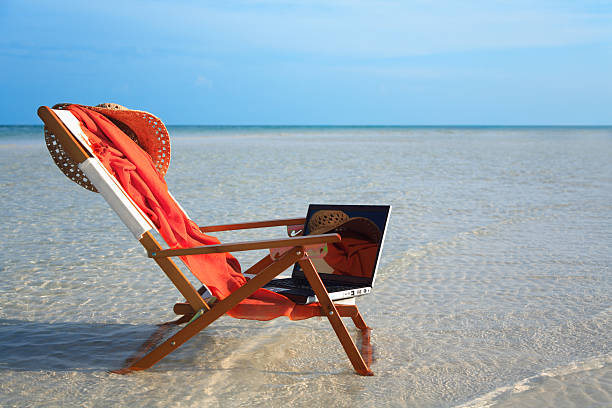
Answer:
[1, 0, 611, 125]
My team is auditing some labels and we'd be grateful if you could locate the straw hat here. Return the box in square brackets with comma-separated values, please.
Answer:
[44, 103, 170, 192]
[307, 210, 381, 242]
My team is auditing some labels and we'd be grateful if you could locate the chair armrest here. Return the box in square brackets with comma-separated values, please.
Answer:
[199, 217, 305, 233]
[148, 233, 340, 258]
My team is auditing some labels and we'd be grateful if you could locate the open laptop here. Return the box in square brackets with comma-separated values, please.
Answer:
[264, 204, 391, 304]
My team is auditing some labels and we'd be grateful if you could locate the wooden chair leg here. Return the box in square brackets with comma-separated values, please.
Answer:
[351, 310, 369, 331]
[334, 304, 373, 368]
[359, 326, 373, 368]
[335, 305, 369, 331]
[298, 259, 374, 376]
[115, 247, 303, 373]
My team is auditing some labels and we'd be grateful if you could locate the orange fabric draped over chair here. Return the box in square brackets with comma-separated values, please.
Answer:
[67, 105, 319, 321]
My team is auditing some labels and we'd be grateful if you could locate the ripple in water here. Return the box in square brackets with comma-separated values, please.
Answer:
[0, 126, 611, 407]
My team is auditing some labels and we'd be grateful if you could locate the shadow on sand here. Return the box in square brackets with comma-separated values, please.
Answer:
[0, 318, 374, 374]
[0, 318, 180, 372]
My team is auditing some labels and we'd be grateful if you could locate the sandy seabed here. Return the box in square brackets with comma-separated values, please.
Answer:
[1, 125, 610, 407]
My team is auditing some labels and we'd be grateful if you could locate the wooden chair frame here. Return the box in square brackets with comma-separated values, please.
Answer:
[38, 106, 373, 376]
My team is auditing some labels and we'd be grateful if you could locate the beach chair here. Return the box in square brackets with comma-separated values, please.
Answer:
[37, 105, 373, 375]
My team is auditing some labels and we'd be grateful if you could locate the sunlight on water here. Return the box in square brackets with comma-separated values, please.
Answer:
[0, 126, 611, 407]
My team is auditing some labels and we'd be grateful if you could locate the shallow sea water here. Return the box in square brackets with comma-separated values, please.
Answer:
[0, 125, 611, 407]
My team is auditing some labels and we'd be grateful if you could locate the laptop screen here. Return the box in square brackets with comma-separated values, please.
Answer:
[291, 204, 391, 287]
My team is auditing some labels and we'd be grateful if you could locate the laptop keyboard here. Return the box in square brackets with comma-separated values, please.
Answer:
[267, 279, 352, 293]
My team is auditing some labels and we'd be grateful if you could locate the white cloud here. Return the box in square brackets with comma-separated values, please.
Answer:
[195, 75, 213, 87]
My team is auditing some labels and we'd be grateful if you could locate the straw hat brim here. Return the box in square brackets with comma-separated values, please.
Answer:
[44, 103, 171, 193]
[309, 217, 381, 243]
[83, 104, 170, 177]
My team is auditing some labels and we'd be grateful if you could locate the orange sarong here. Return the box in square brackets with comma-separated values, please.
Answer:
[68, 105, 319, 320]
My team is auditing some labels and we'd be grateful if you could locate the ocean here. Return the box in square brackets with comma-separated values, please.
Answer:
[0, 125, 610, 407]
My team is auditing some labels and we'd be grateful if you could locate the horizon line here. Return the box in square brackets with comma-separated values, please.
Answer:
[1, 123, 611, 128]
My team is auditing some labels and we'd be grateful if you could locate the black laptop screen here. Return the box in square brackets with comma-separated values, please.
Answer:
[291, 204, 391, 287]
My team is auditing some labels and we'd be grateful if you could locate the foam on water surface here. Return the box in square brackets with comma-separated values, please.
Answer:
[458, 355, 612, 408]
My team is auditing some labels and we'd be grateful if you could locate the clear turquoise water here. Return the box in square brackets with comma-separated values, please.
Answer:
[0, 125, 611, 407]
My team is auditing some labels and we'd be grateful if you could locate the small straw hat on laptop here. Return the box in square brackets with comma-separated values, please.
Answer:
[44, 103, 170, 192]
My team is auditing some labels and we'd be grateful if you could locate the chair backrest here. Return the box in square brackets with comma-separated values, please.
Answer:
[50, 109, 192, 238]
[51, 109, 193, 236]
[40, 106, 211, 310]
[52, 109, 156, 239]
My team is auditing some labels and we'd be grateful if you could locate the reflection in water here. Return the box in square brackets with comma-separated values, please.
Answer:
[325, 237, 379, 278]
